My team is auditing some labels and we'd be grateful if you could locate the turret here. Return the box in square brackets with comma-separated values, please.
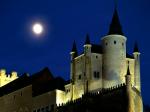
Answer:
[70, 41, 78, 82]
[125, 63, 134, 112]
[83, 34, 92, 93]
[11, 71, 18, 79]
[70, 41, 78, 60]
[0, 69, 6, 77]
[102, 8, 127, 88]
[126, 63, 131, 87]
[133, 42, 141, 91]
[84, 34, 91, 56]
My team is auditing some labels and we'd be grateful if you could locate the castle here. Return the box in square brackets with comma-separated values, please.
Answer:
[0, 8, 143, 112]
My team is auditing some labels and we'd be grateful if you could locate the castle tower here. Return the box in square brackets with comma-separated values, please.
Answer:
[125, 63, 134, 112]
[133, 42, 141, 91]
[83, 34, 92, 93]
[70, 41, 78, 100]
[126, 63, 132, 88]
[102, 8, 127, 88]
[70, 41, 78, 83]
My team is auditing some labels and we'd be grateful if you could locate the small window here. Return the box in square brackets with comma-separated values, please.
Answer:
[114, 40, 116, 44]
[94, 71, 97, 78]
[96, 56, 98, 59]
[14, 95, 16, 99]
[93, 71, 100, 79]
[97, 72, 100, 78]
[21, 92, 22, 96]
[105, 42, 108, 46]
[78, 75, 81, 79]
[66, 89, 70, 93]
[84, 72, 86, 76]
[122, 43, 124, 46]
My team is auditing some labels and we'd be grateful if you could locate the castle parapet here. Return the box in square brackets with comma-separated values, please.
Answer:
[0, 69, 18, 87]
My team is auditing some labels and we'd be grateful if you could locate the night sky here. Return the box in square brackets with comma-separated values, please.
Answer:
[0, 0, 149, 104]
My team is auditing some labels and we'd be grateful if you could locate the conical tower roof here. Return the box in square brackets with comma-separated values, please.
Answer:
[85, 34, 90, 45]
[71, 41, 78, 56]
[134, 42, 139, 52]
[108, 8, 123, 35]
[127, 64, 131, 75]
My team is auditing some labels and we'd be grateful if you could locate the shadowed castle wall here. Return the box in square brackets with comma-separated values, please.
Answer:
[0, 85, 32, 112]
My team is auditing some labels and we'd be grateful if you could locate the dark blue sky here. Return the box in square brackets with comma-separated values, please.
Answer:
[0, 0, 149, 104]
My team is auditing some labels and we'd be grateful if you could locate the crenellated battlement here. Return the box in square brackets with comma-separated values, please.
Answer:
[0, 69, 18, 87]
[57, 83, 129, 112]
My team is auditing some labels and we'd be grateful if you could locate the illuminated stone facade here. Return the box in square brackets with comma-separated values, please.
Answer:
[63, 8, 143, 112]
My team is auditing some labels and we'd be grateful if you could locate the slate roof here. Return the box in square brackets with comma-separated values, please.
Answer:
[134, 42, 139, 52]
[108, 8, 124, 35]
[91, 44, 102, 54]
[85, 34, 90, 45]
[71, 41, 78, 57]
[0, 73, 30, 96]
[126, 53, 134, 59]
[0, 67, 66, 97]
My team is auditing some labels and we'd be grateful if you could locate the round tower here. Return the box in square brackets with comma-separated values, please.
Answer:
[102, 9, 127, 88]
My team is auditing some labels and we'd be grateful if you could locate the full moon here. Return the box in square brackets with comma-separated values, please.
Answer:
[32, 23, 44, 35]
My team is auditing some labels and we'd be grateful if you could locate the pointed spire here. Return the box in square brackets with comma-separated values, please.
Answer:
[85, 34, 90, 45]
[71, 41, 78, 57]
[72, 40, 77, 52]
[127, 62, 131, 75]
[134, 42, 139, 52]
[108, 7, 123, 35]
